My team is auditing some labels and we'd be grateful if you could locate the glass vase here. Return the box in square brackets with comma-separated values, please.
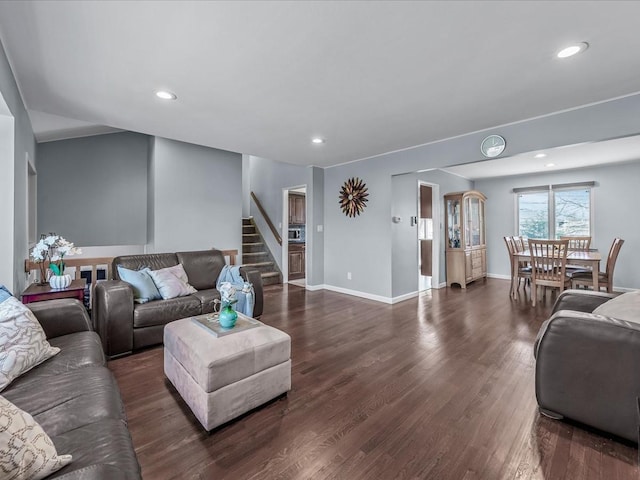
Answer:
[219, 305, 238, 329]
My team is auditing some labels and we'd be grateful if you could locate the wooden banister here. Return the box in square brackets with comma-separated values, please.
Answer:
[250, 191, 282, 246]
[217, 249, 237, 266]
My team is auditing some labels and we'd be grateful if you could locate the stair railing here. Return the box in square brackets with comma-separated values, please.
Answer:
[250, 191, 282, 246]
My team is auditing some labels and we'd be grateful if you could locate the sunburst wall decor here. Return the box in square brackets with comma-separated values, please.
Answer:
[339, 177, 369, 217]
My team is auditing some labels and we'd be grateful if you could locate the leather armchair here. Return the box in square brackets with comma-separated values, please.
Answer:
[534, 289, 640, 442]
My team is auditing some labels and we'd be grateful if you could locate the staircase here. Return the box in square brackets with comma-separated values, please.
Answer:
[242, 218, 282, 286]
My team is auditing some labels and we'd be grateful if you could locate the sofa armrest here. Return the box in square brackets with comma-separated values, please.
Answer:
[551, 289, 617, 315]
[534, 310, 640, 442]
[239, 267, 263, 317]
[28, 299, 92, 339]
[93, 280, 135, 358]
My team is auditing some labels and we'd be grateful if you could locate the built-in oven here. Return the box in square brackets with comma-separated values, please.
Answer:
[288, 227, 301, 240]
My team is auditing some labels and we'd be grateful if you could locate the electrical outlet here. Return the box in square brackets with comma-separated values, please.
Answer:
[347, 272, 352, 280]
[317, 224, 323, 232]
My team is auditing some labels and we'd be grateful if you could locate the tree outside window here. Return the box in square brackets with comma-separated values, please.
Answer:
[517, 187, 591, 239]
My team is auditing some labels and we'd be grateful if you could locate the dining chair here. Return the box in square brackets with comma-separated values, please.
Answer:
[513, 236, 527, 252]
[560, 235, 592, 273]
[528, 239, 571, 307]
[570, 237, 625, 293]
[560, 236, 591, 251]
[504, 235, 531, 297]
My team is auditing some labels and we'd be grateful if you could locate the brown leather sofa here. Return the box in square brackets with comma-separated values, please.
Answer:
[3, 299, 141, 479]
[94, 249, 263, 359]
[534, 289, 639, 442]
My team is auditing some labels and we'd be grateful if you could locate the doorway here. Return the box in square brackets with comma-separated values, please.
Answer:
[282, 185, 307, 287]
[418, 181, 439, 291]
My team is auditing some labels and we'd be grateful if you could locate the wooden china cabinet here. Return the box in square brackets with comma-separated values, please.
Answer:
[444, 190, 487, 288]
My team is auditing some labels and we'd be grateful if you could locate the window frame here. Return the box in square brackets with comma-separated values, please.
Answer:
[514, 183, 593, 240]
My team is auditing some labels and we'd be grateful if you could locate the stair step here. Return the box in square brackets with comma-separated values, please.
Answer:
[242, 261, 275, 273]
[261, 271, 282, 286]
[243, 242, 264, 253]
[240, 217, 281, 285]
[243, 251, 268, 257]
[242, 233, 261, 242]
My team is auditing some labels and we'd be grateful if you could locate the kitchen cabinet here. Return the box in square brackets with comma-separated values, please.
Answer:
[288, 193, 306, 225]
[444, 190, 487, 288]
[288, 243, 305, 280]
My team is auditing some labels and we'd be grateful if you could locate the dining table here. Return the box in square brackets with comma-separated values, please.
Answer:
[511, 249, 602, 300]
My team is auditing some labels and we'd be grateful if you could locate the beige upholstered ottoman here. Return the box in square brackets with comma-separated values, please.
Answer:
[163, 316, 291, 431]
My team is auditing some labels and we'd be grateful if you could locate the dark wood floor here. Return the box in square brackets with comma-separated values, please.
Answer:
[109, 279, 639, 480]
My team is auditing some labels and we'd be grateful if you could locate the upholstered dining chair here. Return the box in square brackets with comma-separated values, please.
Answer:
[504, 236, 531, 297]
[528, 239, 571, 307]
[570, 237, 625, 293]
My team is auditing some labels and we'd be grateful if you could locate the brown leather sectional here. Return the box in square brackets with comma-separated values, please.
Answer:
[534, 289, 639, 442]
[94, 249, 263, 359]
[3, 299, 141, 479]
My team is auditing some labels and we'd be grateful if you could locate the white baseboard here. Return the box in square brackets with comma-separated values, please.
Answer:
[321, 284, 393, 304]
[437, 282, 447, 288]
[487, 273, 511, 281]
[305, 284, 421, 304]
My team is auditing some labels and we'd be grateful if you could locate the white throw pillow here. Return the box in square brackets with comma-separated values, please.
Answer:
[0, 395, 72, 479]
[592, 291, 640, 324]
[0, 297, 60, 392]
[147, 264, 197, 300]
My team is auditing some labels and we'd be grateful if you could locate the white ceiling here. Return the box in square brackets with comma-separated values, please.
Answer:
[1, 1, 640, 167]
[442, 135, 640, 180]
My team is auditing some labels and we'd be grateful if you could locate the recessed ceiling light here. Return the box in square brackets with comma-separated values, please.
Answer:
[557, 42, 589, 59]
[311, 137, 325, 144]
[545, 163, 555, 167]
[534, 153, 547, 159]
[155, 90, 177, 100]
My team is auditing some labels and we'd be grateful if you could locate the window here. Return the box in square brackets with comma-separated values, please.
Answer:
[516, 183, 592, 239]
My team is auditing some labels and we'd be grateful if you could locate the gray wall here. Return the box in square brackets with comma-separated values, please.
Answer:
[419, 170, 473, 286]
[475, 160, 640, 289]
[324, 94, 640, 299]
[0, 38, 36, 293]
[247, 155, 325, 286]
[248, 155, 309, 269]
[148, 137, 242, 254]
[37, 132, 149, 246]
[391, 170, 472, 298]
[308, 166, 324, 286]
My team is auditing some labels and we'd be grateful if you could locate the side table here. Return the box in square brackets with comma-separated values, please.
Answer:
[21, 279, 87, 305]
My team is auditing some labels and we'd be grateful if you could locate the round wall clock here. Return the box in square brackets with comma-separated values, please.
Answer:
[339, 177, 369, 217]
[480, 135, 506, 158]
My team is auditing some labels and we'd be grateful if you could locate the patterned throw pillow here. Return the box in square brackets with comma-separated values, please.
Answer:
[0, 297, 60, 392]
[147, 264, 197, 300]
[0, 395, 72, 479]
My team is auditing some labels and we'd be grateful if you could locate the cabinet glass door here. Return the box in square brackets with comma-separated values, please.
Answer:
[447, 198, 461, 248]
[469, 197, 480, 246]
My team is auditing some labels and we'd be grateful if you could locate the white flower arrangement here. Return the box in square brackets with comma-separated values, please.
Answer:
[30, 234, 82, 278]
[218, 282, 238, 308]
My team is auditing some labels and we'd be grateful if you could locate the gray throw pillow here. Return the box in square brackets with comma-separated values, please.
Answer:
[592, 291, 640, 324]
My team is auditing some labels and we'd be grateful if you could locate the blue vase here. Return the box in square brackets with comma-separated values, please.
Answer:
[219, 305, 238, 328]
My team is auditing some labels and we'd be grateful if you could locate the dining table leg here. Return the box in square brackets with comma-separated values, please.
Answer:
[511, 257, 518, 299]
[592, 260, 600, 292]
